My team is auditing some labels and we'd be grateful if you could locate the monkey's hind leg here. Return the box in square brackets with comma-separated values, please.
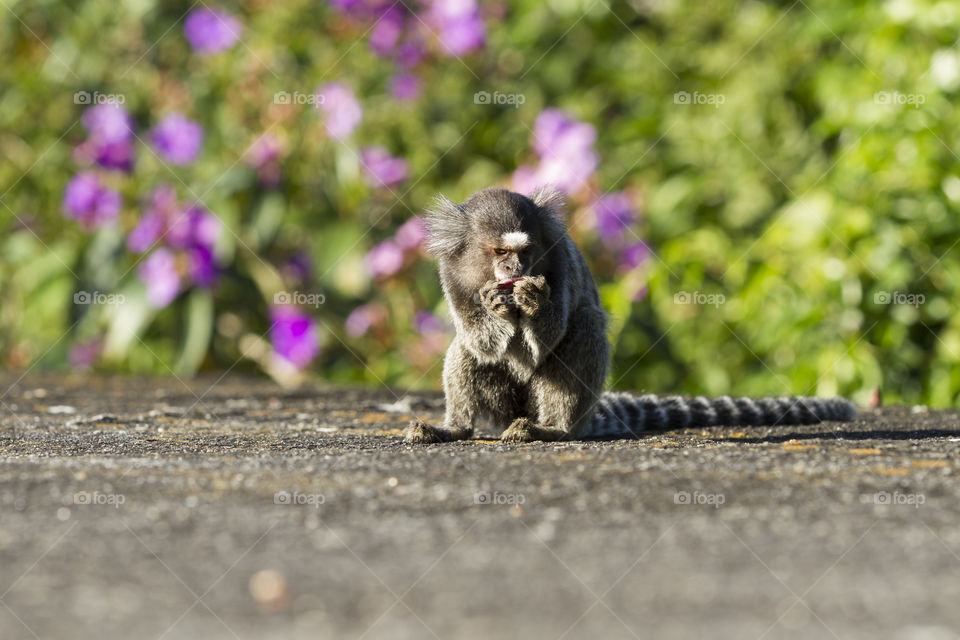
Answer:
[405, 338, 522, 444]
[501, 307, 608, 443]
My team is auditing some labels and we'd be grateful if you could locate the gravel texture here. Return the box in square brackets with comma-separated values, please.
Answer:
[1, 375, 959, 640]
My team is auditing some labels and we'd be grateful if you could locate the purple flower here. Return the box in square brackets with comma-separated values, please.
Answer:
[619, 242, 650, 271]
[62, 172, 121, 229]
[414, 310, 446, 335]
[68, 339, 102, 371]
[513, 109, 598, 195]
[149, 113, 204, 165]
[394, 42, 425, 68]
[345, 303, 385, 337]
[390, 73, 421, 101]
[394, 216, 427, 250]
[184, 7, 242, 54]
[167, 205, 221, 250]
[188, 245, 218, 286]
[138, 248, 181, 308]
[510, 165, 540, 195]
[76, 104, 136, 172]
[127, 211, 165, 252]
[593, 192, 635, 244]
[365, 240, 404, 278]
[127, 186, 220, 257]
[427, 0, 485, 56]
[360, 146, 408, 189]
[82, 103, 133, 143]
[315, 83, 362, 141]
[127, 184, 178, 252]
[270, 306, 319, 369]
[533, 109, 596, 158]
[370, 8, 404, 57]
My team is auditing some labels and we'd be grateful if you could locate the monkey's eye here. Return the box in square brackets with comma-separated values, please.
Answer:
[493, 248, 507, 255]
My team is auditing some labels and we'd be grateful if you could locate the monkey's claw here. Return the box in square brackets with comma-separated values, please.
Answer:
[479, 280, 515, 318]
[512, 276, 549, 316]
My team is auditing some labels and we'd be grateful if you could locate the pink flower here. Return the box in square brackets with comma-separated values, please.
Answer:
[360, 146, 408, 189]
[395, 217, 427, 250]
[513, 109, 598, 195]
[62, 172, 121, 230]
[184, 7, 242, 54]
[365, 240, 404, 278]
[138, 248, 181, 308]
[390, 73, 421, 101]
[315, 83, 363, 141]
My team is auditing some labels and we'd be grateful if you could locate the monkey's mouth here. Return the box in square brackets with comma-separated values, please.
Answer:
[497, 277, 522, 291]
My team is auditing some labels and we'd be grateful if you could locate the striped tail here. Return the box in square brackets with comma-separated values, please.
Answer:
[583, 393, 857, 439]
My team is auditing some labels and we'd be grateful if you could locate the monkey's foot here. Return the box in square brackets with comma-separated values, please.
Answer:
[404, 420, 472, 444]
[501, 418, 569, 443]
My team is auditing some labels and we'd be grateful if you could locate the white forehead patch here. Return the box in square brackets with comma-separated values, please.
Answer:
[501, 231, 529, 250]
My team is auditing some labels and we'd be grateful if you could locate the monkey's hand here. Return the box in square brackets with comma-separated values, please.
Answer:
[513, 275, 550, 317]
[479, 280, 516, 319]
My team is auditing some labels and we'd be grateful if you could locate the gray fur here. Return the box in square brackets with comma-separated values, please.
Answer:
[404, 187, 857, 444]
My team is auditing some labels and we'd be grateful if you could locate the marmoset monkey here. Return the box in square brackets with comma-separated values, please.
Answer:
[404, 187, 856, 443]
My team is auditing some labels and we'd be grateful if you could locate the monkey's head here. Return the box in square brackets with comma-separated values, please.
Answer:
[424, 186, 566, 295]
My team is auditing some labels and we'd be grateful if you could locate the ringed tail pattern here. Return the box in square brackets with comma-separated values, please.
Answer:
[584, 393, 857, 439]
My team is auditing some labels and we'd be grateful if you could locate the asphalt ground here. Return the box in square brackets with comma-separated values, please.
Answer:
[1, 375, 959, 640]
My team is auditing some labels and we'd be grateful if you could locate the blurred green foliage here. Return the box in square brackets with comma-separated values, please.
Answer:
[1, 0, 958, 406]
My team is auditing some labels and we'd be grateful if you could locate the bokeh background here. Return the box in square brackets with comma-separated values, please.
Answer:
[1, 0, 958, 406]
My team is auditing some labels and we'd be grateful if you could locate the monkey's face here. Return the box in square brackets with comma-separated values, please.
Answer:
[478, 227, 548, 284]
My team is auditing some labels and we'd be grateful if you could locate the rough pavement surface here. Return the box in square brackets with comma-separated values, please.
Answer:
[1, 375, 959, 640]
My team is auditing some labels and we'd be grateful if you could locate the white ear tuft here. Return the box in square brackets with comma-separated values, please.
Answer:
[529, 185, 566, 219]
[424, 194, 469, 258]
